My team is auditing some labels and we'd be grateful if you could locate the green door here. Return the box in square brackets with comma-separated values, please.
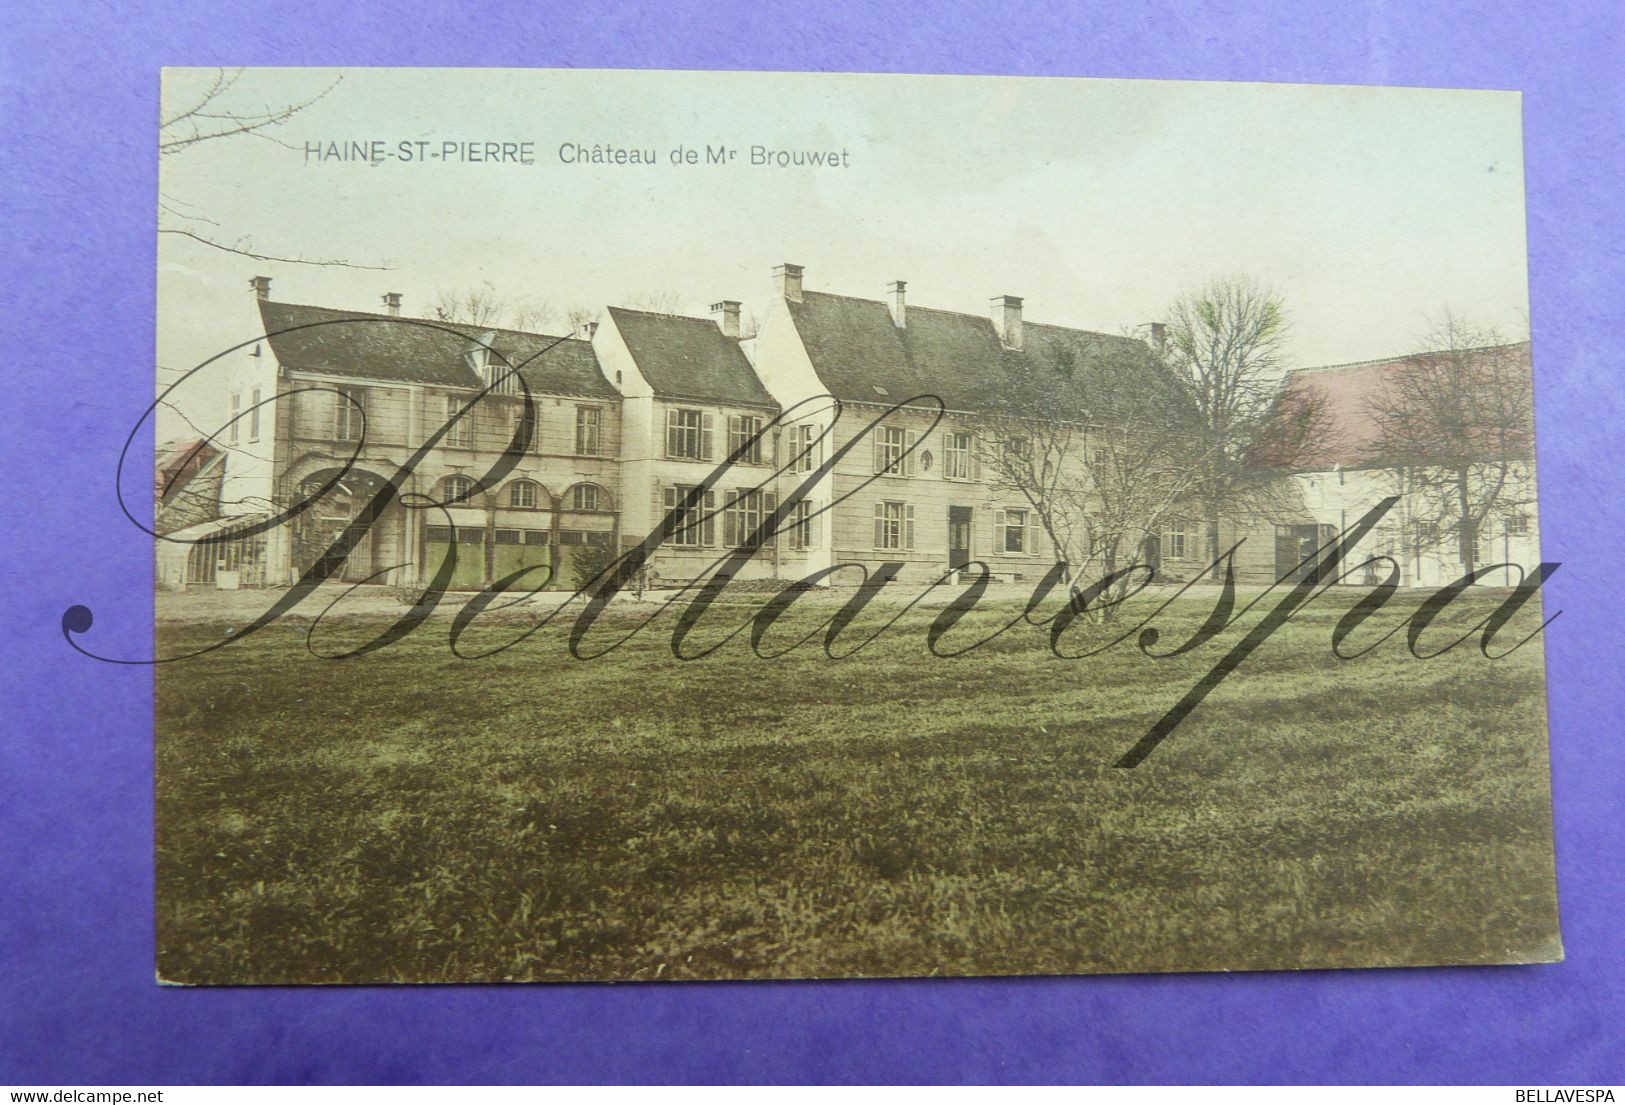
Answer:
[493, 529, 554, 588]
[424, 526, 489, 590]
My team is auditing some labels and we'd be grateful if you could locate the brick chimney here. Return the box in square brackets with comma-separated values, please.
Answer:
[774, 262, 804, 303]
[249, 275, 272, 301]
[577, 320, 599, 340]
[991, 295, 1023, 351]
[1146, 321, 1168, 357]
[711, 300, 742, 338]
[888, 280, 907, 328]
[382, 292, 402, 316]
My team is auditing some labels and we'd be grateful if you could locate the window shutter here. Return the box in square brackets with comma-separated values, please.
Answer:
[874, 502, 885, 548]
[970, 436, 982, 481]
[763, 492, 777, 548]
[701, 413, 715, 459]
[905, 503, 916, 550]
[702, 491, 716, 546]
[809, 502, 820, 546]
[904, 431, 917, 476]
[723, 489, 739, 548]
[664, 409, 679, 458]
[874, 435, 885, 474]
[1028, 516, 1038, 556]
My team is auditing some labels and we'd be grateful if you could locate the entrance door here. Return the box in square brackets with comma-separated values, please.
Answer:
[1274, 523, 1337, 582]
[948, 506, 972, 571]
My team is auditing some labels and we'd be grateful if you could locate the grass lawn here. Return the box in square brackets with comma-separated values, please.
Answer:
[155, 584, 1561, 983]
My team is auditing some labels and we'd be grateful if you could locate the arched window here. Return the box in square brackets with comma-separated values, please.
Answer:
[508, 479, 541, 509]
[443, 475, 476, 503]
[571, 483, 605, 511]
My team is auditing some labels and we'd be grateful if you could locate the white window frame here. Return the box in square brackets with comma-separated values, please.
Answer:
[874, 426, 916, 476]
[1001, 508, 1031, 554]
[572, 484, 600, 512]
[575, 405, 602, 456]
[793, 423, 818, 473]
[729, 414, 765, 464]
[444, 475, 476, 503]
[789, 499, 818, 550]
[508, 480, 539, 509]
[944, 431, 973, 480]
[666, 408, 712, 460]
[663, 484, 716, 547]
[443, 394, 474, 448]
[874, 500, 915, 551]
[335, 386, 366, 442]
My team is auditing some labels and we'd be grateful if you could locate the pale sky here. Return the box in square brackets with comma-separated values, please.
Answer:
[157, 67, 1530, 441]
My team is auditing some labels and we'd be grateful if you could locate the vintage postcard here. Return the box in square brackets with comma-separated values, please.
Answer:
[146, 68, 1559, 983]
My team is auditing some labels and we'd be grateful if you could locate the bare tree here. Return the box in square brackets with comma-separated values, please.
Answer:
[1366, 313, 1535, 572]
[979, 338, 1208, 611]
[433, 286, 561, 332]
[1161, 277, 1333, 574]
[623, 290, 689, 316]
[159, 69, 384, 270]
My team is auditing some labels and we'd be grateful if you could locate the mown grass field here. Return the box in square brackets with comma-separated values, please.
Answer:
[155, 584, 1561, 983]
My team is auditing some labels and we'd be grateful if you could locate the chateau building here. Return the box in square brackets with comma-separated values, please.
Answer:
[159, 265, 1538, 593]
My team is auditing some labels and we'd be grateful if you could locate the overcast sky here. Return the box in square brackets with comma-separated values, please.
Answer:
[157, 67, 1530, 441]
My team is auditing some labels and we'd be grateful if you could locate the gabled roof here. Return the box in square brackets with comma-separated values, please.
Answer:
[606, 306, 776, 407]
[1259, 341, 1533, 470]
[785, 291, 1146, 411]
[257, 300, 618, 398]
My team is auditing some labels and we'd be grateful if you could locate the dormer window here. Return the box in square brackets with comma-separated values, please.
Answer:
[481, 349, 521, 396]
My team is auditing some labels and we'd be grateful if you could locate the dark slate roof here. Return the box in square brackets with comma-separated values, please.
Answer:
[606, 306, 776, 407]
[257, 300, 617, 398]
[785, 291, 1147, 411]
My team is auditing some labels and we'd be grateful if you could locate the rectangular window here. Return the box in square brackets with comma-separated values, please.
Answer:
[723, 488, 778, 548]
[663, 485, 716, 547]
[228, 391, 241, 444]
[1005, 435, 1030, 459]
[666, 408, 712, 460]
[873, 427, 914, 476]
[789, 499, 817, 549]
[484, 352, 520, 396]
[792, 424, 818, 473]
[1165, 519, 1188, 559]
[248, 387, 261, 442]
[1002, 509, 1029, 554]
[1506, 514, 1530, 536]
[729, 414, 765, 464]
[511, 407, 541, 453]
[944, 431, 972, 479]
[575, 406, 602, 455]
[335, 387, 366, 442]
[444, 394, 473, 447]
[874, 500, 914, 550]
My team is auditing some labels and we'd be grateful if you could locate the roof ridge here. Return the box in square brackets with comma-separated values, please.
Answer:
[1291, 340, 1531, 376]
[802, 288, 1132, 342]
[606, 304, 713, 324]
[260, 299, 581, 344]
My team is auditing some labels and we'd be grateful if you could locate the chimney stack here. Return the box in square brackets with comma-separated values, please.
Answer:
[382, 292, 402, 316]
[888, 280, 907, 328]
[577, 320, 599, 341]
[1147, 321, 1168, 357]
[774, 262, 804, 303]
[711, 300, 742, 338]
[249, 275, 272, 301]
[991, 295, 1024, 351]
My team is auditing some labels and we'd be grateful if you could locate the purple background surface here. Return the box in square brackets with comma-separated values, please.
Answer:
[2, 0, 1621, 1085]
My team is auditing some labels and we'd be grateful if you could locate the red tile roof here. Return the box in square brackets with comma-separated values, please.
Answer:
[1258, 341, 1533, 470]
